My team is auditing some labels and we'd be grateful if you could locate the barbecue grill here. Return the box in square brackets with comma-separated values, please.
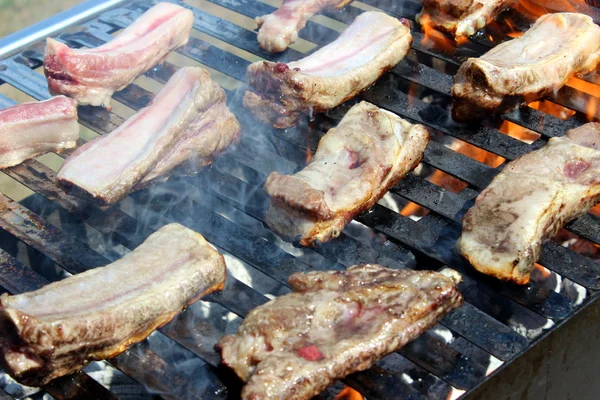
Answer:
[0, 0, 599, 399]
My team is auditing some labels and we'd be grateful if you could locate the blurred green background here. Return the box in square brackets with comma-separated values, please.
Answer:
[0, 0, 82, 38]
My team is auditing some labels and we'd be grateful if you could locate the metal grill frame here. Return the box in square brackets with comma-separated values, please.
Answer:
[0, 0, 599, 399]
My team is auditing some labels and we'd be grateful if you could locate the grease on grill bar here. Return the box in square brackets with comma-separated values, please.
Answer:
[0, 0, 598, 399]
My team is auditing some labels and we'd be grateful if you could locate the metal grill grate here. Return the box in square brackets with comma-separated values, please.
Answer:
[0, 0, 599, 399]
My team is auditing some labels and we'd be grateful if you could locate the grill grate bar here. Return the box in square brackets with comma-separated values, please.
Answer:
[200, 150, 565, 330]
[0, 46, 504, 400]
[0, 196, 456, 399]
[52, 23, 420, 272]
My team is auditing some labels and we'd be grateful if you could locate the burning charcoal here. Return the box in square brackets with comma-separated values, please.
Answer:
[244, 11, 412, 128]
[460, 122, 600, 284]
[216, 264, 463, 400]
[0, 223, 226, 387]
[44, 3, 193, 109]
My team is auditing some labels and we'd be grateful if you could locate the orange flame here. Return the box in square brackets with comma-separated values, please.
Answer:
[566, 76, 600, 121]
[334, 387, 364, 400]
[532, 263, 552, 279]
[514, 0, 590, 19]
[419, 14, 458, 52]
[306, 146, 313, 163]
[528, 100, 575, 120]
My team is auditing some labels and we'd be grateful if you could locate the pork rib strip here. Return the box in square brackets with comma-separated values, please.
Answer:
[216, 264, 463, 400]
[44, 3, 193, 108]
[244, 11, 412, 128]
[452, 12, 600, 121]
[0, 96, 78, 168]
[256, 0, 353, 53]
[0, 223, 226, 386]
[264, 101, 429, 246]
[56, 67, 241, 208]
[460, 123, 600, 284]
[417, 0, 516, 39]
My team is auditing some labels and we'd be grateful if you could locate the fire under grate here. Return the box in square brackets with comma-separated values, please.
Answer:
[0, 0, 599, 399]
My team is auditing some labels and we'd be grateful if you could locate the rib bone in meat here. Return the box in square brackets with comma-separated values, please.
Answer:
[417, 0, 516, 39]
[44, 3, 193, 108]
[460, 123, 600, 284]
[216, 264, 463, 400]
[244, 11, 412, 128]
[452, 12, 600, 121]
[0, 96, 78, 169]
[256, 0, 353, 52]
[264, 101, 429, 246]
[0, 223, 226, 386]
[56, 67, 241, 209]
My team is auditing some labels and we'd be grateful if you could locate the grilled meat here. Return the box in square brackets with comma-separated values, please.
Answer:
[256, 0, 353, 53]
[216, 264, 462, 400]
[417, 0, 516, 39]
[244, 11, 411, 128]
[44, 3, 193, 109]
[56, 67, 241, 209]
[452, 13, 600, 121]
[460, 122, 600, 284]
[264, 101, 428, 246]
[0, 223, 226, 386]
[0, 96, 78, 168]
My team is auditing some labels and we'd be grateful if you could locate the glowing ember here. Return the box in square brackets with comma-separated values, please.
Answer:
[528, 100, 575, 120]
[334, 386, 364, 400]
[498, 120, 540, 144]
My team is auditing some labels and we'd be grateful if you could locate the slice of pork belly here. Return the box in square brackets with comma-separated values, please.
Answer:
[417, 0, 516, 39]
[460, 122, 600, 284]
[56, 67, 241, 209]
[452, 12, 600, 121]
[0, 96, 78, 168]
[244, 11, 412, 128]
[256, 0, 353, 53]
[43, 3, 193, 109]
[0, 223, 226, 386]
[216, 264, 463, 400]
[264, 101, 429, 246]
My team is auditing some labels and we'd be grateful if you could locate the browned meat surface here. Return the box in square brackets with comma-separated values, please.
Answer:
[417, 0, 516, 39]
[0, 223, 226, 386]
[452, 12, 600, 121]
[56, 67, 240, 209]
[460, 123, 600, 284]
[0, 96, 78, 169]
[244, 11, 411, 128]
[264, 101, 429, 246]
[256, 0, 353, 52]
[44, 3, 193, 109]
[216, 264, 463, 400]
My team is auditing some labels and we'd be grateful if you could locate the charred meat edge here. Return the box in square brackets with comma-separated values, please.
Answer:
[216, 264, 463, 400]
[0, 223, 226, 386]
[263, 101, 429, 246]
[451, 12, 600, 121]
[244, 11, 412, 128]
[459, 122, 600, 284]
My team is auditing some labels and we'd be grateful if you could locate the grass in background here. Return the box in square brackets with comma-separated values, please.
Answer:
[0, 0, 82, 38]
